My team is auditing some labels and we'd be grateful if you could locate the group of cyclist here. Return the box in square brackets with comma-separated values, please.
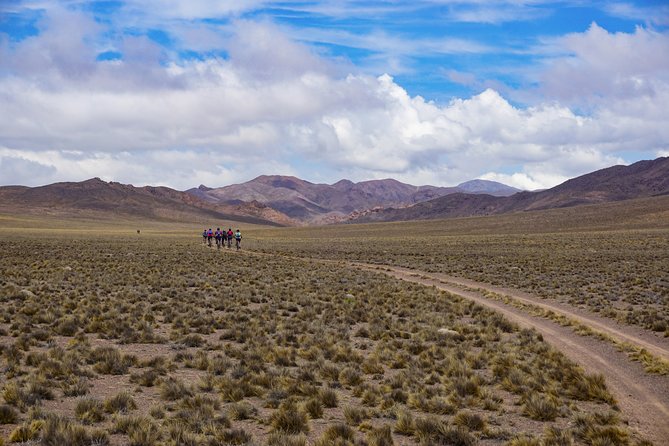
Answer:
[203, 227, 242, 250]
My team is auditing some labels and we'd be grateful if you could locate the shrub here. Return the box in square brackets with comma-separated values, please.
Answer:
[367, 425, 394, 446]
[453, 410, 486, 431]
[315, 423, 355, 446]
[1, 381, 24, 407]
[435, 425, 476, 446]
[565, 372, 615, 404]
[339, 367, 363, 386]
[74, 398, 106, 424]
[228, 402, 257, 420]
[127, 418, 162, 446]
[267, 432, 308, 446]
[522, 393, 559, 422]
[9, 421, 43, 442]
[61, 377, 90, 397]
[217, 428, 253, 445]
[542, 426, 574, 446]
[413, 416, 444, 444]
[0, 404, 18, 424]
[160, 376, 193, 401]
[343, 406, 368, 426]
[104, 391, 137, 414]
[393, 409, 415, 435]
[91, 347, 134, 375]
[130, 369, 162, 387]
[320, 388, 338, 408]
[271, 401, 310, 434]
[303, 397, 324, 419]
[506, 435, 541, 446]
[40, 415, 92, 446]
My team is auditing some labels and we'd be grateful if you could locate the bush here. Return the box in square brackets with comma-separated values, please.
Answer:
[367, 425, 394, 446]
[303, 397, 324, 419]
[74, 398, 106, 424]
[104, 391, 137, 414]
[127, 418, 162, 446]
[267, 432, 307, 446]
[271, 401, 309, 434]
[453, 410, 486, 431]
[343, 406, 368, 426]
[91, 347, 134, 375]
[9, 421, 42, 442]
[315, 423, 355, 446]
[217, 428, 253, 445]
[339, 367, 363, 386]
[522, 393, 559, 421]
[228, 402, 257, 420]
[320, 388, 338, 408]
[393, 409, 415, 435]
[40, 415, 92, 446]
[159, 377, 193, 401]
[0, 404, 18, 424]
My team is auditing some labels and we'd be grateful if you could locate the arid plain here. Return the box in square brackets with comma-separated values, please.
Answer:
[1, 195, 668, 445]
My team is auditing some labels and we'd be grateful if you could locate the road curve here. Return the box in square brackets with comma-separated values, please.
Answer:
[352, 263, 669, 445]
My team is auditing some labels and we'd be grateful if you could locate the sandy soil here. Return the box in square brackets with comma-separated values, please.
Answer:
[350, 263, 669, 445]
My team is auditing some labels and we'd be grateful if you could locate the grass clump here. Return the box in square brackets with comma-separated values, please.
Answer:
[160, 376, 193, 401]
[74, 397, 106, 424]
[228, 402, 258, 420]
[0, 404, 19, 424]
[522, 393, 559, 422]
[104, 391, 137, 414]
[9, 420, 43, 442]
[302, 397, 324, 419]
[271, 401, 310, 434]
[320, 388, 339, 408]
[267, 432, 308, 446]
[315, 423, 356, 446]
[366, 425, 394, 446]
[393, 408, 415, 435]
[343, 406, 369, 426]
[453, 410, 486, 431]
[91, 347, 135, 375]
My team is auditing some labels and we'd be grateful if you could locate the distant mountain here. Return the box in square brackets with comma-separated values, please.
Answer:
[457, 179, 521, 196]
[187, 176, 463, 223]
[0, 178, 282, 226]
[351, 157, 669, 223]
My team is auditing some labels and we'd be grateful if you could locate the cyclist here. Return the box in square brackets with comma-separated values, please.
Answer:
[202, 229, 207, 245]
[226, 228, 233, 248]
[207, 228, 213, 247]
[235, 229, 242, 250]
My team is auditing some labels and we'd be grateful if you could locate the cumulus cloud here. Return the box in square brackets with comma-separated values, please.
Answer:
[537, 23, 669, 107]
[0, 6, 667, 190]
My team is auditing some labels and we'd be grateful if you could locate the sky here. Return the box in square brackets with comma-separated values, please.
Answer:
[1, 1, 668, 190]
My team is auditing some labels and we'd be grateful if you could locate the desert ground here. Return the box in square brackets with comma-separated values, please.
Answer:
[1, 199, 667, 445]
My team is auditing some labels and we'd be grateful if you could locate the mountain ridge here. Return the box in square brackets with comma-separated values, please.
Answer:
[350, 157, 669, 223]
[186, 177, 519, 223]
[2, 157, 665, 226]
[0, 178, 285, 226]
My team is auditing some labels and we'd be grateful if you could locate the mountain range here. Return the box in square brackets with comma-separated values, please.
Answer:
[0, 157, 666, 226]
[186, 177, 520, 224]
[351, 156, 669, 222]
[0, 178, 283, 226]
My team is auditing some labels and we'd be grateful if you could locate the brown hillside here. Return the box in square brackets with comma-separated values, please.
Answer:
[0, 178, 282, 226]
[352, 157, 669, 222]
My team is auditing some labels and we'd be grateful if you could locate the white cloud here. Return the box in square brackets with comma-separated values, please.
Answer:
[0, 8, 667, 191]
[536, 23, 669, 107]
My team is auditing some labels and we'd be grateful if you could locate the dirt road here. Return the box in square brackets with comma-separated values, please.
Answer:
[353, 263, 669, 444]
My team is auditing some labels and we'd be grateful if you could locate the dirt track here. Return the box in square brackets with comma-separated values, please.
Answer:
[352, 263, 669, 445]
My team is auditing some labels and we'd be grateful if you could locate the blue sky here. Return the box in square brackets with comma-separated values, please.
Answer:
[1, 1, 668, 189]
